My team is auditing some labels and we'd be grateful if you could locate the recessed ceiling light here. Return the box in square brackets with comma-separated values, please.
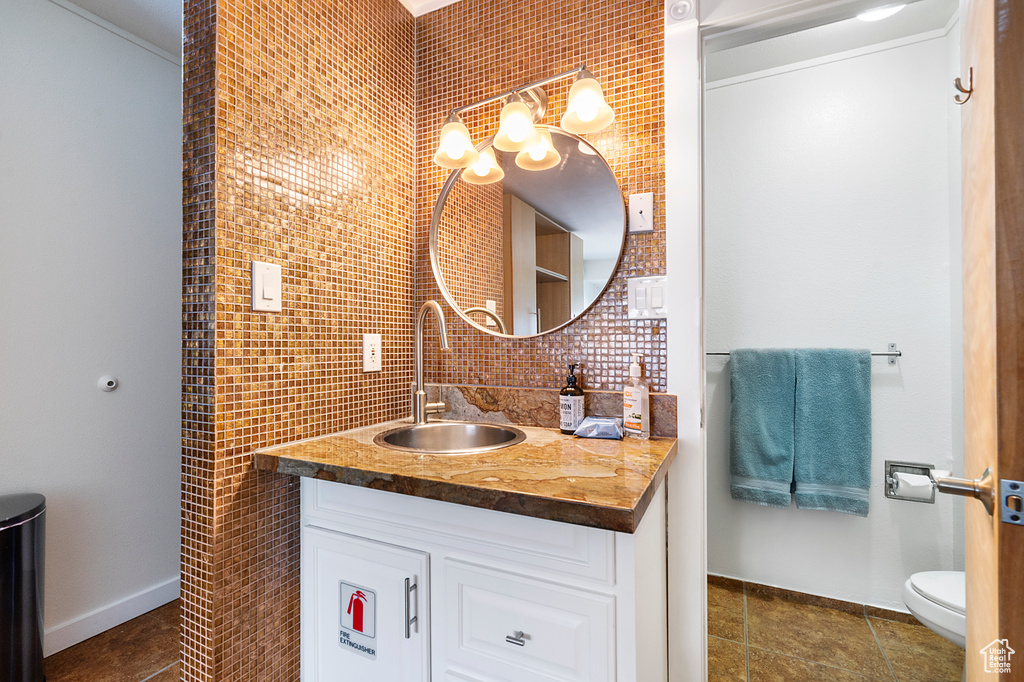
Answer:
[857, 4, 906, 21]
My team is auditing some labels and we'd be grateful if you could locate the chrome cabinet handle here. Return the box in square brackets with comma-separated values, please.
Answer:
[935, 467, 995, 515]
[505, 630, 526, 646]
[405, 578, 417, 639]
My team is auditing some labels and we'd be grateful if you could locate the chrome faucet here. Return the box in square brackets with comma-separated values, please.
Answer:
[413, 301, 450, 424]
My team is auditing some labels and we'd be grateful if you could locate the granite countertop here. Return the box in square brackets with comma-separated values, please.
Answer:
[253, 419, 678, 534]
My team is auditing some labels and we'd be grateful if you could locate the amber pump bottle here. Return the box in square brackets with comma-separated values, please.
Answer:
[559, 364, 585, 434]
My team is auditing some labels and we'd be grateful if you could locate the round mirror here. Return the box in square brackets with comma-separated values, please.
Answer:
[430, 125, 626, 338]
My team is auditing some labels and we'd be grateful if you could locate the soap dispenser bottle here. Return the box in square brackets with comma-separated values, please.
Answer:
[623, 354, 650, 439]
[559, 363, 585, 434]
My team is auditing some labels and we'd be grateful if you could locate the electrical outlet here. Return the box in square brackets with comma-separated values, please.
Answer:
[485, 300, 497, 326]
[362, 334, 382, 372]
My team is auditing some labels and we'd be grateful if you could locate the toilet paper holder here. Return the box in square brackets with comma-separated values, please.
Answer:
[884, 460, 937, 504]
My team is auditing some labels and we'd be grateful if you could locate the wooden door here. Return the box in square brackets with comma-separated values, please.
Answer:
[960, 0, 1024, 678]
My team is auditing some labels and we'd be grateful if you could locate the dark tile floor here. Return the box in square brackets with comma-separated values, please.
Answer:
[41, 585, 965, 682]
[43, 600, 180, 682]
[708, 577, 966, 681]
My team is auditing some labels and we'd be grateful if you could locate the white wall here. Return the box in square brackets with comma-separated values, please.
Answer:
[703, 31, 963, 609]
[664, 8, 706, 681]
[945, 18, 966, 571]
[0, 0, 181, 653]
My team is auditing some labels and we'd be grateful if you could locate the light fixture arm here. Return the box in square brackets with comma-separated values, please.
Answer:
[448, 65, 588, 119]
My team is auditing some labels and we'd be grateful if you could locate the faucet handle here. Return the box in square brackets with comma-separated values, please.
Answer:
[426, 401, 447, 415]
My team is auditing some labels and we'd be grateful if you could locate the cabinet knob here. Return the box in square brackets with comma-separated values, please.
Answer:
[505, 630, 527, 646]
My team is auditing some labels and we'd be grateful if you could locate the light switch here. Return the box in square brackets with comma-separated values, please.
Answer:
[485, 300, 497, 327]
[651, 286, 664, 309]
[629, 192, 654, 233]
[251, 261, 282, 312]
[627, 276, 668, 320]
[262, 272, 280, 300]
[362, 333, 382, 372]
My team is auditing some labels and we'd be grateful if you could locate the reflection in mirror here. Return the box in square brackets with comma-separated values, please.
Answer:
[431, 125, 625, 337]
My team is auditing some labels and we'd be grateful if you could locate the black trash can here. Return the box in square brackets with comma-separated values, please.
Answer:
[0, 494, 46, 682]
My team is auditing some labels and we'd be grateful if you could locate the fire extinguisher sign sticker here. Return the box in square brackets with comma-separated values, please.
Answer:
[339, 581, 377, 660]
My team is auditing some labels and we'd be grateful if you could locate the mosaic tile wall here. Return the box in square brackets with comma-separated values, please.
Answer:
[416, 0, 667, 393]
[181, 0, 415, 678]
[181, 1, 217, 677]
[435, 176, 505, 322]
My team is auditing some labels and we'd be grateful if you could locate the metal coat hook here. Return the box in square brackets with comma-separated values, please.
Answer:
[954, 67, 973, 105]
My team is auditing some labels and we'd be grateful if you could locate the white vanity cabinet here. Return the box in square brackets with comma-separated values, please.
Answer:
[302, 526, 430, 681]
[300, 478, 668, 682]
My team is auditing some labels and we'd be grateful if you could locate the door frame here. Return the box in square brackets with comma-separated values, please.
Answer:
[663, 1, 998, 680]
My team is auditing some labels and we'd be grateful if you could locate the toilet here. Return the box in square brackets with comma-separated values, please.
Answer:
[902, 571, 966, 648]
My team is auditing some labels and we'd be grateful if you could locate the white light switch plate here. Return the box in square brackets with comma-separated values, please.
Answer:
[485, 300, 497, 326]
[628, 192, 654, 233]
[251, 261, 282, 312]
[362, 333, 382, 372]
[627, 276, 668, 319]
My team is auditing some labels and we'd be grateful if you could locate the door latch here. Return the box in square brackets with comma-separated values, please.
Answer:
[934, 468, 995, 515]
[1001, 480, 1024, 526]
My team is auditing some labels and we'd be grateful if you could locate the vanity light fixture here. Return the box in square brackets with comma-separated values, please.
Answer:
[560, 68, 615, 134]
[461, 148, 505, 185]
[432, 113, 480, 169]
[515, 130, 561, 171]
[431, 65, 614, 181]
[494, 92, 542, 152]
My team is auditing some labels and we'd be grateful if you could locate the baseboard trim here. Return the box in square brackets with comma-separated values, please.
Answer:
[707, 573, 921, 625]
[44, 577, 180, 656]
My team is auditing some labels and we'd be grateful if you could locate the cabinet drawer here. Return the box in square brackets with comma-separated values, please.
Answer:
[444, 560, 615, 682]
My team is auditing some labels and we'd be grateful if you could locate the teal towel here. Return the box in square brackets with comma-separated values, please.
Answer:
[729, 349, 796, 509]
[794, 349, 872, 517]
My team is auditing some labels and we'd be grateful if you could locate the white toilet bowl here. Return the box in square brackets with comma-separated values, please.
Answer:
[902, 570, 966, 649]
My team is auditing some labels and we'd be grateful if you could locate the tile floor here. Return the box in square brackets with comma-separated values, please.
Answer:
[708, 576, 966, 682]
[43, 600, 179, 682]
[40, 585, 965, 682]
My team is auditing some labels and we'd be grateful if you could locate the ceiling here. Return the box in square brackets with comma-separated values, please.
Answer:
[705, 0, 958, 82]
[63, 0, 457, 60]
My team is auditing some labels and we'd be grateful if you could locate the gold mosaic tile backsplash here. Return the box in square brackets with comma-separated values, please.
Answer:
[182, 0, 414, 678]
[183, 0, 663, 678]
[435, 177, 506, 323]
[416, 0, 666, 393]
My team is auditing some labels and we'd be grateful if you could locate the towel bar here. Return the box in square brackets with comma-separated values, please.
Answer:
[707, 343, 901, 365]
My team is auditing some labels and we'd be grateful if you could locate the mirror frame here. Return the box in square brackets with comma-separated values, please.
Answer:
[429, 125, 626, 339]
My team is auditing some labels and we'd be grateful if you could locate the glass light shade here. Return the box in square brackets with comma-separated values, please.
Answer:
[515, 131, 561, 171]
[461, 148, 504, 185]
[560, 76, 614, 134]
[493, 100, 541, 152]
[433, 118, 479, 169]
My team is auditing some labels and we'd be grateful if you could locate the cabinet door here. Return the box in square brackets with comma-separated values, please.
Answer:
[302, 525, 429, 682]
